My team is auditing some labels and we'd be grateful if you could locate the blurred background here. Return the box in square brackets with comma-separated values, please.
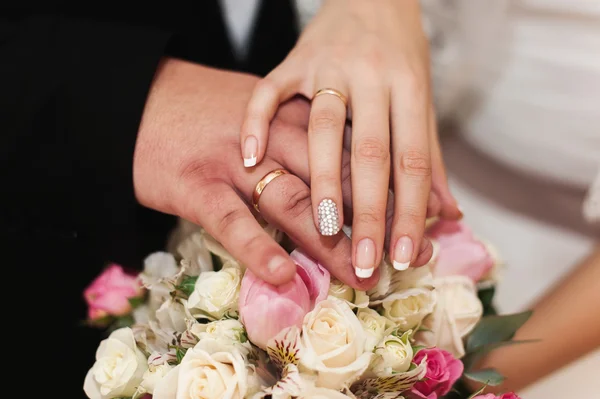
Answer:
[423, 1, 600, 397]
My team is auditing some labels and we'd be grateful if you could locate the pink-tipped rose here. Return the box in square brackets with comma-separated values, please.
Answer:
[427, 220, 494, 282]
[84, 264, 143, 321]
[238, 249, 330, 349]
[410, 348, 464, 399]
[473, 394, 521, 399]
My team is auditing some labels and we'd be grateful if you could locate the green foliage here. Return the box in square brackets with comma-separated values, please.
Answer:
[463, 368, 505, 386]
[177, 275, 198, 297]
[466, 311, 533, 353]
[128, 296, 145, 309]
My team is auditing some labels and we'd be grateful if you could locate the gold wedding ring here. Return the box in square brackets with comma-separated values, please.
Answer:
[313, 88, 348, 106]
[252, 169, 290, 212]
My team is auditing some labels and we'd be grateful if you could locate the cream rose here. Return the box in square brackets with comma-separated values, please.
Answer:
[187, 265, 241, 320]
[153, 343, 248, 399]
[300, 297, 372, 390]
[356, 308, 390, 352]
[370, 330, 414, 377]
[416, 276, 483, 358]
[84, 328, 148, 399]
[328, 279, 369, 309]
[371, 287, 436, 331]
[191, 319, 252, 355]
[136, 363, 173, 396]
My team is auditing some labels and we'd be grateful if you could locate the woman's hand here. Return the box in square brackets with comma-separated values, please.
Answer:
[134, 58, 434, 290]
[240, 0, 461, 279]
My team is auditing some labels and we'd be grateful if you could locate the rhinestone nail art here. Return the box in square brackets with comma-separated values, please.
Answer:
[317, 198, 340, 236]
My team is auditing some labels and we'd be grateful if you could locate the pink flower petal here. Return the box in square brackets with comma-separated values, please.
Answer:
[290, 249, 330, 305]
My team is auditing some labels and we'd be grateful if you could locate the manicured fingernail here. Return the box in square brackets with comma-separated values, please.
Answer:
[268, 255, 287, 273]
[355, 238, 375, 278]
[317, 198, 340, 236]
[393, 236, 413, 271]
[243, 135, 258, 167]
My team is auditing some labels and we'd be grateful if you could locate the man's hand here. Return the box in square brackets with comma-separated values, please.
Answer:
[133, 58, 433, 289]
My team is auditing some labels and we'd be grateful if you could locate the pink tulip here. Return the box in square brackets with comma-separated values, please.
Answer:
[84, 264, 143, 320]
[427, 220, 494, 282]
[410, 348, 464, 399]
[473, 394, 521, 399]
[239, 249, 330, 349]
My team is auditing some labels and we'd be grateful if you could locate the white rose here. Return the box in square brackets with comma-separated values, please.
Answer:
[328, 279, 369, 309]
[356, 308, 390, 352]
[370, 330, 414, 376]
[416, 276, 483, 358]
[191, 319, 252, 355]
[376, 287, 436, 331]
[136, 363, 173, 396]
[187, 265, 241, 320]
[300, 297, 372, 390]
[153, 343, 249, 399]
[84, 328, 148, 399]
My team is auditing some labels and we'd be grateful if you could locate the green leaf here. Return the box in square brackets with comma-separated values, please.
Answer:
[128, 296, 145, 309]
[176, 347, 188, 363]
[463, 368, 505, 386]
[177, 275, 198, 297]
[466, 310, 533, 352]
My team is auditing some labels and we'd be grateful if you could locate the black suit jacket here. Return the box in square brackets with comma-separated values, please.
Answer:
[0, 2, 298, 395]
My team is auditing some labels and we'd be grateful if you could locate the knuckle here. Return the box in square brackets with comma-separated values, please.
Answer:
[312, 172, 339, 189]
[356, 206, 384, 225]
[217, 207, 249, 236]
[178, 158, 224, 190]
[310, 108, 344, 132]
[240, 232, 265, 255]
[398, 150, 431, 177]
[353, 137, 390, 166]
[398, 205, 426, 225]
[281, 185, 312, 220]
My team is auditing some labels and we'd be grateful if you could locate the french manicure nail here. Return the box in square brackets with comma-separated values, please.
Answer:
[355, 266, 374, 278]
[268, 255, 287, 273]
[393, 236, 413, 271]
[355, 238, 375, 278]
[243, 135, 258, 167]
[317, 198, 340, 236]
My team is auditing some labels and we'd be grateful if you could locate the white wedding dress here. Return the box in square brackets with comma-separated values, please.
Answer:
[222, 0, 600, 397]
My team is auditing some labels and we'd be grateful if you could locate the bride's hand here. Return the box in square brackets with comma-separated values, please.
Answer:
[240, 0, 460, 278]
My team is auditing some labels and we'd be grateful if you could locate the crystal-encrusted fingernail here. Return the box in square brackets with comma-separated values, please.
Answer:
[317, 198, 340, 236]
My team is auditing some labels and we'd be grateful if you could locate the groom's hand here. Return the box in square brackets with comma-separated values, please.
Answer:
[133, 58, 433, 289]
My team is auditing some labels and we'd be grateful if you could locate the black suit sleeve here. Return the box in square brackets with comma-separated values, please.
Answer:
[0, 13, 172, 237]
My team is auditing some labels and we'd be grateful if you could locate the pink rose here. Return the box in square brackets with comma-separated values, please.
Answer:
[427, 220, 494, 282]
[84, 264, 143, 320]
[410, 348, 464, 399]
[473, 394, 521, 399]
[239, 249, 330, 349]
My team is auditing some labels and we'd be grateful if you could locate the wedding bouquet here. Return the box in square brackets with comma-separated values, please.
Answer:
[83, 219, 531, 399]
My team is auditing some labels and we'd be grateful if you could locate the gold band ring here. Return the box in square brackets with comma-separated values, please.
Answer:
[252, 169, 290, 212]
[313, 88, 348, 106]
